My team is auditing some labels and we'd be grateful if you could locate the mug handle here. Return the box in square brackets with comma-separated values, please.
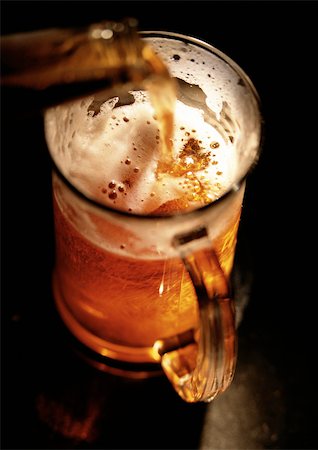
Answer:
[153, 225, 237, 403]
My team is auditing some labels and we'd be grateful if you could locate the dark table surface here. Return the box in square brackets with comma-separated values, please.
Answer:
[1, 2, 318, 449]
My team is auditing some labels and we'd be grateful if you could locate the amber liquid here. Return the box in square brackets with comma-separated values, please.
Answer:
[52, 172, 242, 364]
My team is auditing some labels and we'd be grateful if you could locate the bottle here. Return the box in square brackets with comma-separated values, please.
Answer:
[1, 18, 172, 111]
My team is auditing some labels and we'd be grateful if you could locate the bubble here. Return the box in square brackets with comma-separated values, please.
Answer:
[108, 190, 117, 200]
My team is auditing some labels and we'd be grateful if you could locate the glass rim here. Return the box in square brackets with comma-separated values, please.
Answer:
[51, 30, 262, 225]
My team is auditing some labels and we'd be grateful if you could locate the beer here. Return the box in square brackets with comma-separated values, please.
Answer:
[52, 173, 241, 362]
[45, 35, 247, 365]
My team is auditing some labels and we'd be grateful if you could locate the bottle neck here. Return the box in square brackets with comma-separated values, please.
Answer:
[1, 19, 171, 110]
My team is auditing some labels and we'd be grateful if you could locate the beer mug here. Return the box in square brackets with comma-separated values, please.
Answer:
[44, 31, 261, 403]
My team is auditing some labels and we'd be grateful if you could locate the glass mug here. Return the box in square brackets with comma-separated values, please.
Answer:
[44, 31, 261, 403]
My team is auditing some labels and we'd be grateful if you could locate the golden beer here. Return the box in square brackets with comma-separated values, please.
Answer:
[52, 171, 242, 362]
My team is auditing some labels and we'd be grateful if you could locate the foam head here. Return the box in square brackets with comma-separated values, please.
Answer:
[45, 35, 260, 215]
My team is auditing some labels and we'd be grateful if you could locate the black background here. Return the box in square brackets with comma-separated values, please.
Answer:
[1, 1, 318, 449]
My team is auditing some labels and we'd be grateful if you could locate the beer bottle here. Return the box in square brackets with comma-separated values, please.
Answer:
[1, 18, 172, 111]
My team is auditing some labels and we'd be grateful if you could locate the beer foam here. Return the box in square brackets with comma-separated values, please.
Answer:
[146, 37, 243, 120]
[45, 91, 237, 214]
[45, 36, 242, 215]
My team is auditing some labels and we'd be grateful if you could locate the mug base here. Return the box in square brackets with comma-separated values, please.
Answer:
[53, 279, 163, 379]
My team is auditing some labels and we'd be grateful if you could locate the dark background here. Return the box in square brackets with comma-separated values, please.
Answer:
[1, 1, 317, 449]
